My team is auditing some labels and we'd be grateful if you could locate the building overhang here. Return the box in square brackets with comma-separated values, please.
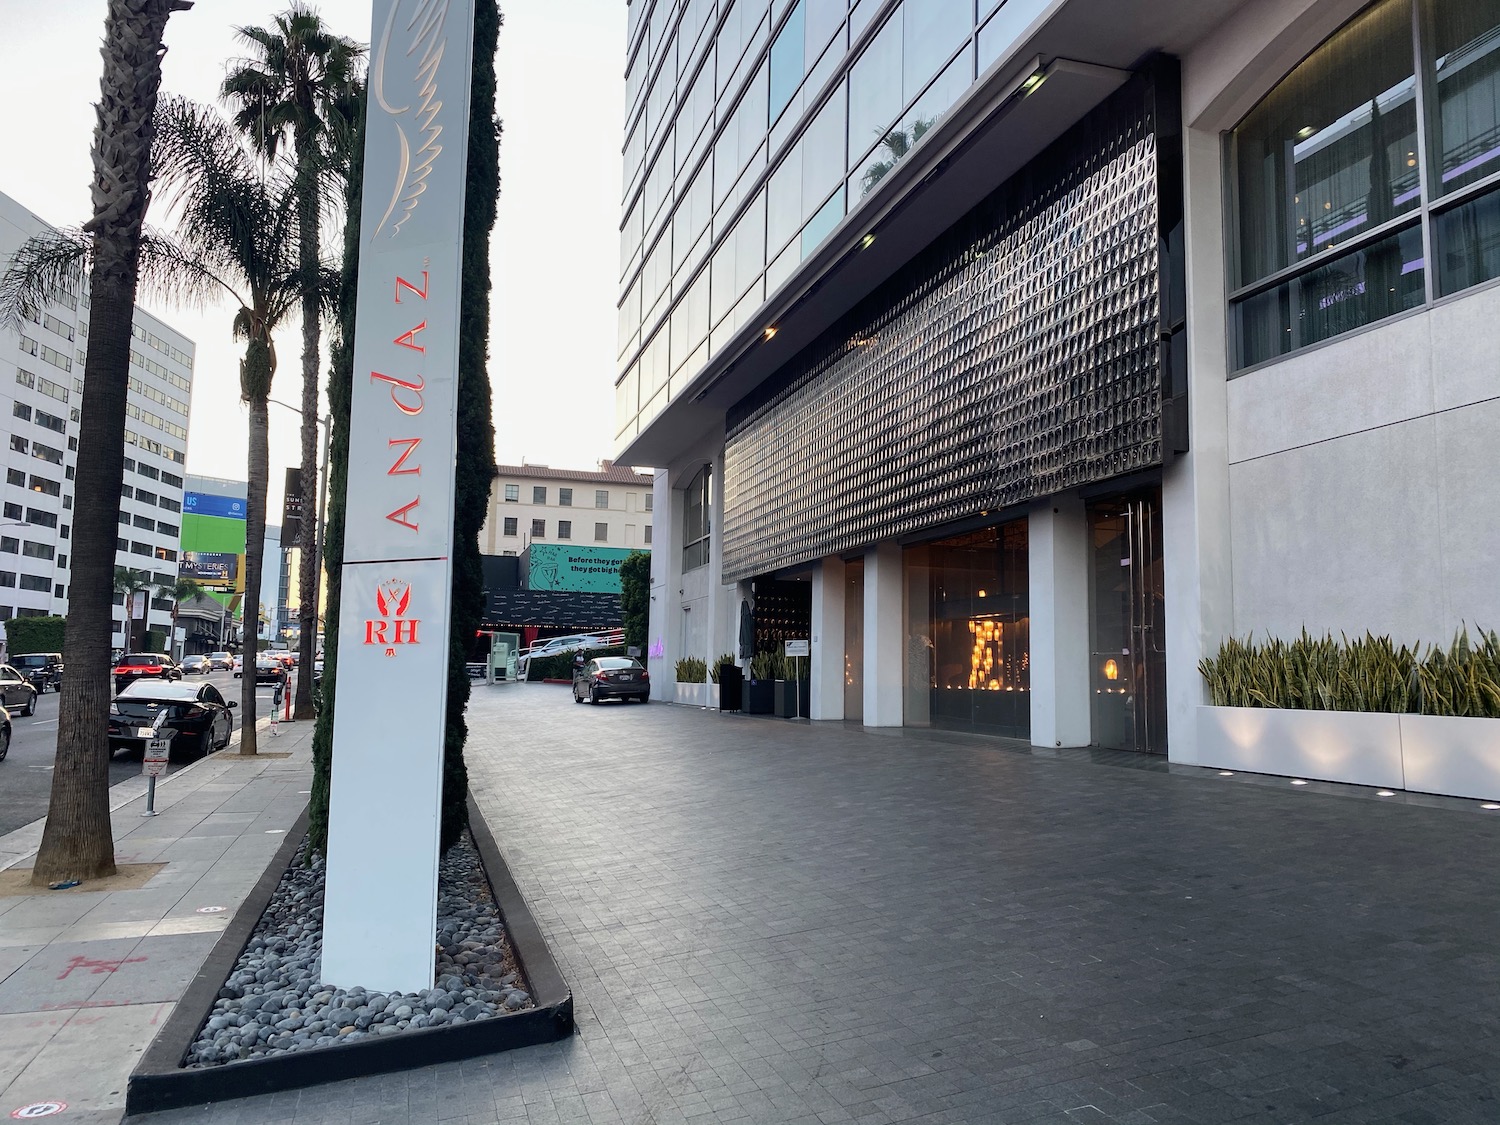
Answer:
[616, 0, 1246, 469]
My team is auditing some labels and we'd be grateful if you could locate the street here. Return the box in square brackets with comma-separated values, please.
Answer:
[0, 667, 308, 835]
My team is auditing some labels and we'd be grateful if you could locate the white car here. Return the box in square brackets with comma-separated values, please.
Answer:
[517, 635, 611, 675]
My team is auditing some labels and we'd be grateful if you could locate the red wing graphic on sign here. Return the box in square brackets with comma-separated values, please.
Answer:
[365, 579, 420, 655]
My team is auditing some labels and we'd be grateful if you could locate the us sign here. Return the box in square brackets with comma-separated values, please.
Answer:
[321, 0, 477, 995]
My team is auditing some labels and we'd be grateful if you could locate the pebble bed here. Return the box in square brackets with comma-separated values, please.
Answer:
[185, 833, 533, 1066]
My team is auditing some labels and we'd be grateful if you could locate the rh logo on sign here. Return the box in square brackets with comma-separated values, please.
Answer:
[364, 578, 420, 656]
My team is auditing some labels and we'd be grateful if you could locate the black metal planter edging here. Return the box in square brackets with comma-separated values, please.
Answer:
[126, 796, 573, 1116]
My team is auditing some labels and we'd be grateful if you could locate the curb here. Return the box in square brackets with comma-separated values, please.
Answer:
[124, 797, 573, 1116]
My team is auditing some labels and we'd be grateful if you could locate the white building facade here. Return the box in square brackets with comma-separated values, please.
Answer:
[1, 191, 194, 644]
[480, 463, 655, 557]
[617, 0, 1500, 758]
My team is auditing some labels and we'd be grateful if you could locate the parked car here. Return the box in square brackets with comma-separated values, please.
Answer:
[519, 634, 612, 676]
[107, 679, 236, 760]
[207, 651, 234, 671]
[180, 655, 211, 675]
[573, 656, 650, 704]
[112, 653, 182, 691]
[312, 657, 324, 686]
[0, 665, 37, 717]
[11, 652, 63, 693]
[0, 704, 10, 761]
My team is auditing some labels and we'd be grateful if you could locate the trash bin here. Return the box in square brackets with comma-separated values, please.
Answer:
[718, 662, 743, 711]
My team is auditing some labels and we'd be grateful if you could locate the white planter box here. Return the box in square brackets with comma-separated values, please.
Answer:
[675, 682, 710, 707]
[1399, 714, 1500, 801]
[1196, 706, 1404, 789]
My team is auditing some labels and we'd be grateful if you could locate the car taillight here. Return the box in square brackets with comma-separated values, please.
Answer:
[183, 705, 209, 720]
[640, 671, 649, 680]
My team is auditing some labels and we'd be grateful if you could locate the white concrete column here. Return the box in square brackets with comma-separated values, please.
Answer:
[863, 541, 904, 727]
[1162, 124, 1236, 763]
[648, 469, 678, 701]
[1028, 496, 1092, 748]
[810, 555, 846, 720]
[706, 446, 730, 667]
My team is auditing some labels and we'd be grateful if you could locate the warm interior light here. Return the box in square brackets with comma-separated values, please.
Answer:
[1102, 658, 1119, 681]
[976, 589, 987, 598]
[763, 326, 777, 341]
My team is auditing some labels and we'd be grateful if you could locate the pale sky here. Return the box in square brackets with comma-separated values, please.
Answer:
[0, 0, 627, 523]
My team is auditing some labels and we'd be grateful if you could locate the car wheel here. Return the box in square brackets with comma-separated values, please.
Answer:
[638, 694, 650, 704]
[0, 726, 9, 762]
[588, 686, 599, 705]
[21, 693, 34, 717]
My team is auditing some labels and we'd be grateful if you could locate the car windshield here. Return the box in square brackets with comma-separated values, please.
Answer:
[595, 658, 642, 670]
[119, 655, 164, 666]
[209, 652, 230, 660]
[12, 655, 50, 668]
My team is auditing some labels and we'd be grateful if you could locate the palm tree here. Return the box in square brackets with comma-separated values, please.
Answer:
[858, 117, 935, 198]
[223, 7, 364, 722]
[152, 96, 313, 757]
[0, 0, 192, 885]
[163, 575, 203, 656]
[112, 566, 155, 653]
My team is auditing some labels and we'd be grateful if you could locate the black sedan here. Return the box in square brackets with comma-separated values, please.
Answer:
[0, 705, 10, 762]
[108, 680, 236, 760]
[252, 657, 289, 686]
[573, 657, 650, 704]
[0, 665, 38, 717]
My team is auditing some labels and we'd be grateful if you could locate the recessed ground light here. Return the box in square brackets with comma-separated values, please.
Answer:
[1218, 771, 1235, 776]
[1377, 791, 1396, 797]
[861, 233, 876, 249]
[1291, 779, 1309, 785]
[1482, 803, 1500, 811]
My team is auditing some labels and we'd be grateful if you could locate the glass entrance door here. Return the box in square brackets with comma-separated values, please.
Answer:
[1087, 488, 1167, 754]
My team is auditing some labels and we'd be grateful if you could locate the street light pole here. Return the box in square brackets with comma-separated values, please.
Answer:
[269, 398, 333, 715]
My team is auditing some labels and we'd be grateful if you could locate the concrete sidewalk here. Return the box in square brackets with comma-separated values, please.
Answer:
[0, 716, 313, 1124]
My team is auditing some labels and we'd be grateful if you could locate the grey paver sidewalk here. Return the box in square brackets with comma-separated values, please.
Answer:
[0, 716, 313, 1123]
[129, 684, 1500, 1125]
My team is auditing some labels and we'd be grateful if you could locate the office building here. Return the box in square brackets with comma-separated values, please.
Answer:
[617, 0, 1499, 758]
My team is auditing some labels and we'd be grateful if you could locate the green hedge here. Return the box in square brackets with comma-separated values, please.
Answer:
[1200, 628, 1500, 717]
[526, 645, 628, 681]
[5, 615, 65, 655]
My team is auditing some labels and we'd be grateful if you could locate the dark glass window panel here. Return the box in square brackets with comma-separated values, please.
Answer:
[1233, 224, 1424, 368]
[902, 0, 970, 102]
[1435, 185, 1500, 294]
[1232, 0, 1417, 286]
[851, 49, 971, 202]
[770, 0, 806, 124]
[1429, 0, 1500, 193]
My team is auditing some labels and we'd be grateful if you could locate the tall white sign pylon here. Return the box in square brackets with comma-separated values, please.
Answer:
[321, 0, 477, 995]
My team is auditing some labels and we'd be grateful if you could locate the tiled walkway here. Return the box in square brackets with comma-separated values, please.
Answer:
[138, 687, 1500, 1124]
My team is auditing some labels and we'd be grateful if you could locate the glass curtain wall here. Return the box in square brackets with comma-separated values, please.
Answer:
[1230, 0, 1500, 368]
[905, 521, 1029, 738]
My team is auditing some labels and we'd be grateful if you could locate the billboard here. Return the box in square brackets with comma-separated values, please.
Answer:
[523, 544, 641, 593]
[181, 488, 247, 593]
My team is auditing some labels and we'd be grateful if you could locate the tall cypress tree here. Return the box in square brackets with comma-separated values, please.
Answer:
[310, 0, 500, 855]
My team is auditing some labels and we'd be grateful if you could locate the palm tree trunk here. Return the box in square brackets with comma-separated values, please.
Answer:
[241, 391, 270, 755]
[294, 137, 321, 721]
[31, 0, 192, 886]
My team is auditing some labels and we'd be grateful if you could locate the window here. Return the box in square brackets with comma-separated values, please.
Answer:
[158, 496, 180, 513]
[59, 524, 68, 540]
[25, 509, 56, 529]
[645, 524, 653, 544]
[558, 520, 572, 539]
[157, 520, 177, 536]
[19, 574, 50, 593]
[133, 514, 155, 531]
[2, 503, 21, 522]
[31, 442, 62, 465]
[61, 495, 70, 510]
[503, 483, 519, 502]
[131, 540, 152, 556]
[135, 489, 157, 506]
[594, 522, 609, 542]
[6, 469, 24, 488]
[0, 572, 14, 587]
[57, 554, 66, 567]
[559, 487, 573, 506]
[595, 489, 610, 508]
[28, 476, 60, 497]
[161, 471, 183, 489]
[54, 584, 65, 599]
[1229, 0, 1500, 367]
[123, 458, 135, 471]
[532, 485, 546, 504]
[531, 519, 545, 538]
[155, 546, 177, 562]
[683, 465, 711, 570]
[11, 403, 29, 421]
[9, 436, 26, 455]
[67, 437, 77, 451]
[137, 463, 159, 480]
[0, 537, 16, 554]
[503, 516, 518, 536]
[21, 541, 53, 561]
[644, 492, 653, 512]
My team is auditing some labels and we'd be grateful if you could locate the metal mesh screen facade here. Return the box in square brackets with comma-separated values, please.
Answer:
[722, 78, 1174, 584]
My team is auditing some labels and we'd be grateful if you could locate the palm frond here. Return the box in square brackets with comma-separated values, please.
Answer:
[0, 228, 89, 332]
